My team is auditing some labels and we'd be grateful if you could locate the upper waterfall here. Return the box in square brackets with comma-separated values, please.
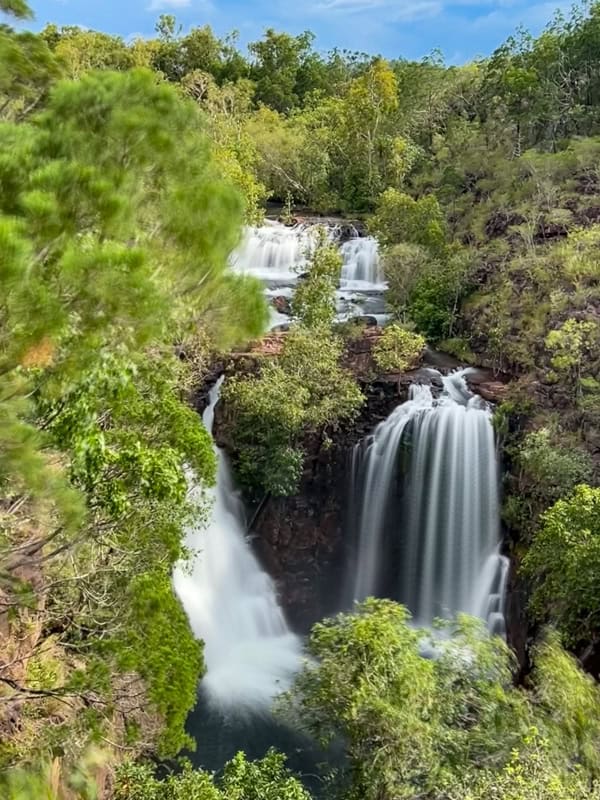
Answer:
[348, 370, 508, 635]
[231, 220, 385, 289]
[173, 379, 302, 711]
[339, 236, 382, 287]
[231, 222, 316, 283]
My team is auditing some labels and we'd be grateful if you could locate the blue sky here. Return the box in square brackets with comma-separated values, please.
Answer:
[25, 0, 572, 64]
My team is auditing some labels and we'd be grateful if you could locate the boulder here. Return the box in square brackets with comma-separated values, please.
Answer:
[270, 295, 292, 315]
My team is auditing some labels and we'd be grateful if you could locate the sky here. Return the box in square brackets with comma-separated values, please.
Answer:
[24, 0, 573, 64]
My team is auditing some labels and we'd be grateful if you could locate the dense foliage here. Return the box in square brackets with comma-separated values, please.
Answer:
[289, 600, 600, 800]
[0, 749, 312, 800]
[113, 751, 311, 800]
[223, 237, 363, 496]
[523, 485, 600, 647]
[372, 325, 425, 373]
[0, 0, 268, 779]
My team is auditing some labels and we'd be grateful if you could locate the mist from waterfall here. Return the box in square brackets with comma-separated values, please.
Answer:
[173, 379, 302, 712]
[349, 370, 508, 635]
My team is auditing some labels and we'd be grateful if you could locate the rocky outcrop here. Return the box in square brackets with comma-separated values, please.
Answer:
[504, 560, 532, 681]
[465, 368, 512, 403]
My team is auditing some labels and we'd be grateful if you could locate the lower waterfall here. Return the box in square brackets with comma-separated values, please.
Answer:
[348, 369, 508, 635]
[173, 379, 302, 711]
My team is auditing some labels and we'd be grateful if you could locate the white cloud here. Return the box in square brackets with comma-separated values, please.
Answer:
[468, 0, 571, 31]
[315, 0, 442, 21]
[312, 0, 542, 22]
[317, 0, 437, 14]
[147, 0, 191, 11]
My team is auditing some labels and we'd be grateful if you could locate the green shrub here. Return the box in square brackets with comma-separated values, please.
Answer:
[223, 328, 363, 496]
[114, 751, 312, 800]
[516, 428, 593, 509]
[290, 599, 600, 800]
[373, 324, 426, 373]
[523, 484, 600, 645]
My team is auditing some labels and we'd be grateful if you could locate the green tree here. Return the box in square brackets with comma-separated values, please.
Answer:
[1, 67, 266, 765]
[483, 32, 541, 156]
[246, 106, 333, 206]
[152, 14, 184, 81]
[511, 427, 593, 520]
[183, 74, 268, 223]
[41, 26, 134, 78]
[523, 485, 600, 646]
[291, 230, 341, 329]
[370, 188, 469, 338]
[370, 188, 447, 255]
[290, 600, 600, 800]
[380, 243, 430, 319]
[223, 327, 363, 496]
[340, 60, 400, 204]
[545, 318, 599, 397]
[180, 25, 223, 78]
[1, 0, 31, 18]
[249, 29, 315, 112]
[373, 325, 425, 373]
[114, 750, 312, 800]
[289, 601, 519, 800]
[0, 5, 61, 121]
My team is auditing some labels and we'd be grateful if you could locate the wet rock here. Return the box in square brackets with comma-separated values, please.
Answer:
[337, 222, 361, 242]
[352, 315, 379, 327]
[464, 365, 512, 404]
[271, 295, 292, 315]
[277, 215, 299, 227]
[472, 380, 510, 403]
[252, 464, 347, 631]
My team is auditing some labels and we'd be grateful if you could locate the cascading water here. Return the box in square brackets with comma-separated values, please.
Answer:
[231, 221, 316, 283]
[174, 379, 302, 711]
[349, 369, 508, 636]
[231, 221, 386, 326]
[232, 220, 382, 287]
[339, 236, 383, 287]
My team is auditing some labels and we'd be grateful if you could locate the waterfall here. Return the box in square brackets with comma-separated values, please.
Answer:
[231, 221, 316, 283]
[339, 236, 383, 287]
[349, 370, 508, 635]
[232, 220, 384, 290]
[173, 379, 302, 711]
